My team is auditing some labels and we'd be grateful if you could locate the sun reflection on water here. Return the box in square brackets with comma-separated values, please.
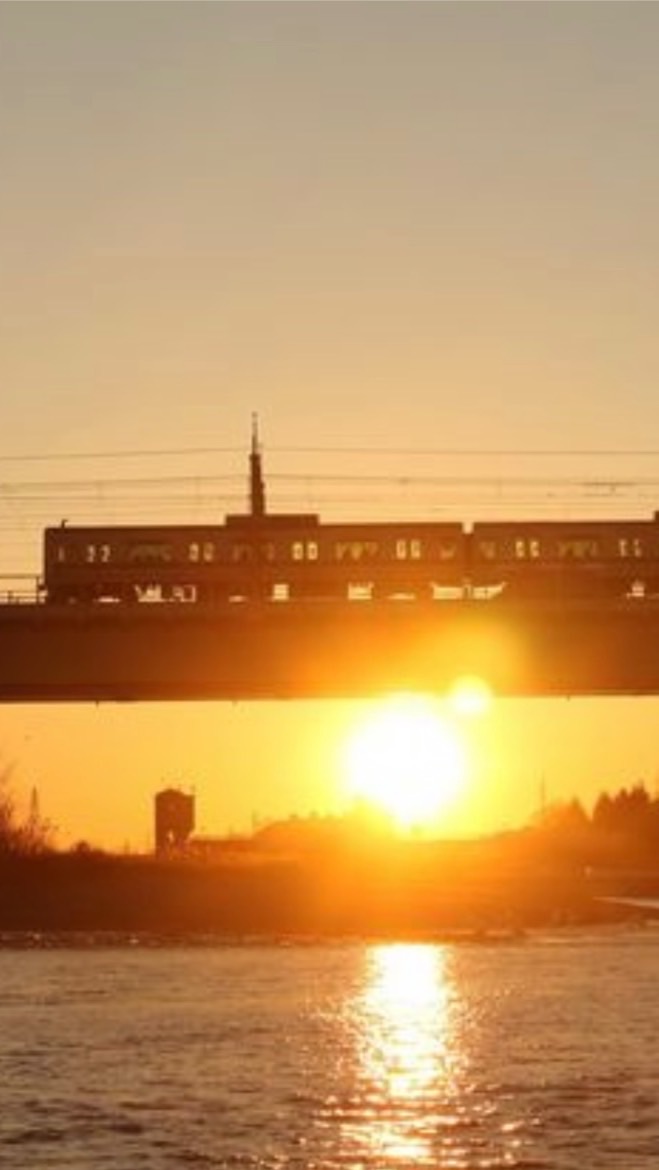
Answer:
[349, 943, 463, 1165]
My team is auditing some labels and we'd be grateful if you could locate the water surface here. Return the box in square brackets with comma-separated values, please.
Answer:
[0, 929, 657, 1168]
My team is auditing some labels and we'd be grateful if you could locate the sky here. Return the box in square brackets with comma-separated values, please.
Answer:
[2, 1, 659, 849]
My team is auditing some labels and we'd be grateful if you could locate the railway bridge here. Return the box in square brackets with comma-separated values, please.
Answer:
[0, 596, 658, 702]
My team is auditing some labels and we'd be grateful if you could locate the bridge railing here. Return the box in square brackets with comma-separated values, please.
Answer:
[0, 576, 42, 606]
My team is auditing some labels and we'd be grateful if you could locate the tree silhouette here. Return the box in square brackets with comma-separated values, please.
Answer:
[0, 766, 54, 855]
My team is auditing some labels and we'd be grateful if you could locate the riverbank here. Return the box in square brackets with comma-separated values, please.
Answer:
[1, 836, 655, 935]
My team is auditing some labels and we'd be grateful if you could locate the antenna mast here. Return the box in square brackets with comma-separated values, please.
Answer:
[249, 413, 266, 518]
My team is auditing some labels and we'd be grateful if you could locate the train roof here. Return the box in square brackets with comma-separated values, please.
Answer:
[225, 512, 319, 528]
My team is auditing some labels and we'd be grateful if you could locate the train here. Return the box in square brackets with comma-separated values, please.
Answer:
[42, 513, 659, 605]
[40, 435, 659, 605]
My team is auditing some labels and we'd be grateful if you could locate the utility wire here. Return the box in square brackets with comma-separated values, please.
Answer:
[3, 472, 659, 494]
[2, 444, 659, 463]
[0, 447, 243, 464]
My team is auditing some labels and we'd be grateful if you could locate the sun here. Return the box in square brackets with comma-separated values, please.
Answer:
[343, 695, 467, 830]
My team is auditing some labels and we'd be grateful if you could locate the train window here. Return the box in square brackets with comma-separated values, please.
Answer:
[129, 543, 173, 564]
[85, 543, 111, 564]
[56, 546, 66, 564]
[335, 540, 379, 562]
[618, 538, 643, 558]
[171, 585, 197, 603]
[292, 540, 319, 562]
[231, 543, 254, 563]
[514, 538, 541, 560]
[272, 583, 290, 601]
[477, 541, 496, 560]
[348, 583, 373, 601]
[557, 539, 599, 560]
[395, 539, 423, 560]
[189, 542, 215, 563]
[438, 543, 457, 560]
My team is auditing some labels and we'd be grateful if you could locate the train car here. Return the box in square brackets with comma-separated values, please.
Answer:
[275, 520, 466, 601]
[42, 517, 466, 604]
[43, 516, 314, 605]
[44, 523, 223, 604]
[43, 514, 659, 606]
[469, 519, 659, 600]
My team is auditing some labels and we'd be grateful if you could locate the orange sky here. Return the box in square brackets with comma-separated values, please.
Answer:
[2, 3, 659, 848]
[0, 695, 658, 852]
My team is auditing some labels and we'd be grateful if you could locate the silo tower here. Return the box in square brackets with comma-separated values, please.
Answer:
[154, 788, 195, 856]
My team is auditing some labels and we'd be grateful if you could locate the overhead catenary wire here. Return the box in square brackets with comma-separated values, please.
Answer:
[3, 442, 659, 463]
[2, 443, 659, 577]
[2, 471, 659, 494]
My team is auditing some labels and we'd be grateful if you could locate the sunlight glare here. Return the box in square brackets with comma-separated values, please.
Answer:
[350, 943, 460, 1164]
[344, 695, 467, 829]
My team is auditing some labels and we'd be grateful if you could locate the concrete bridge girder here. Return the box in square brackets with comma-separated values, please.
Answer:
[0, 600, 657, 702]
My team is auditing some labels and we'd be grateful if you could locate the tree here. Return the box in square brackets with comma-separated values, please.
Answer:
[0, 766, 54, 855]
[536, 798, 589, 835]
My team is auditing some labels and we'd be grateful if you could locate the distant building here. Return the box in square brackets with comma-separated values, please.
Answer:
[154, 788, 195, 856]
[252, 810, 393, 854]
[186, 834, 252, 863]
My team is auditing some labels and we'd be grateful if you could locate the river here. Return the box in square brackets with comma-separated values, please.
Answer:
[0, 928, 656, 1168]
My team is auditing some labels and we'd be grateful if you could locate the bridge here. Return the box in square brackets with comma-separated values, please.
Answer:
[0, 596, 658, 702]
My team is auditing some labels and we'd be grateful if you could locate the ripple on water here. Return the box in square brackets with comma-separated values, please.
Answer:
[0, 936, 656, 1167]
